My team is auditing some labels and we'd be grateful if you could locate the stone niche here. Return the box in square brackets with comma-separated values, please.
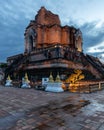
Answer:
[24, 7, 83, 53]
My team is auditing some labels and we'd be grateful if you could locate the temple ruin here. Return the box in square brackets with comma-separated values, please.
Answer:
[5, 7, 104, 81]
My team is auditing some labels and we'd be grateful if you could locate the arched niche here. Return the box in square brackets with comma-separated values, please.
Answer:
[76, 36, 82, 52]
[25, 29, 37, 53]
[75, 29, 83, 52]
[29, 35, 34, 52]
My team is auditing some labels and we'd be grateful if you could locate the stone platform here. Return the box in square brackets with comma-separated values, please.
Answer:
[0, 85, 104, 130]
[45, 82, 64, 92]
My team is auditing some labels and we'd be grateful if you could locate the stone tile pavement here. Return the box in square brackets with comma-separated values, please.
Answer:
[0, 85, 104, 130]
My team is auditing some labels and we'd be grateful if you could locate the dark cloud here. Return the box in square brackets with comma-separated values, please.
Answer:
[68, 20, 104, 54]
[0, 0, 39, 62]
[81, 23, 104, 62]
[80, 22, 104, 48]
[0, 20, 26, 62]
[67, 19, 104, 62]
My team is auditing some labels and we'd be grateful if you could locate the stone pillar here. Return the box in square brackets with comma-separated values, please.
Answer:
[61, 27, 69, 45]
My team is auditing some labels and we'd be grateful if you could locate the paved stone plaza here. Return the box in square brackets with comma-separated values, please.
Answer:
[0, 85, 104, 130]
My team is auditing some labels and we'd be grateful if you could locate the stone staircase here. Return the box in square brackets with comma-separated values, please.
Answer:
[5, 54, 30, 77]
[86, 54, 104, 77]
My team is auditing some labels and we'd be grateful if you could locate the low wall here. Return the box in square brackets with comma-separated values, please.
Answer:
[69, 81, 104, 93]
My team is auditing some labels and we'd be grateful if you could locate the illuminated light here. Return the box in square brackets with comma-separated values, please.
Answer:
[49, 72, 54, 82]
[66, 69, 84, 84]
[7, 75, 11, 80]
[55, 72, 61, 82]
[24, 73, 30, 82]
[65, 69, 85, 92]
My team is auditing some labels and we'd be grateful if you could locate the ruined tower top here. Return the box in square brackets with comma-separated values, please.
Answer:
[24, 7, 83, 53]
[35, 6, 61, 25]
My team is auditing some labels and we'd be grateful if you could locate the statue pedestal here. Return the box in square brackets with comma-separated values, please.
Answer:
[21, 81, 31, 88]
[45, 82, 64, 92]
[5, 80, 12, 87]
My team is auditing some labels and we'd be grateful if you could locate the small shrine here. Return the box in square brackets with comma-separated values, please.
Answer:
[21, 73, 31, 88]
[5, 75, 13, 87]
[45, 73, 64, 92]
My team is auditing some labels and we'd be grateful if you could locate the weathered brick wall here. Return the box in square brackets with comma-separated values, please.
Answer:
[24, 7, 83, 53]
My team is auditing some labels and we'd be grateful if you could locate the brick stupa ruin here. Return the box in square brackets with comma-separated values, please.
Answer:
[6, 7, 104, 80]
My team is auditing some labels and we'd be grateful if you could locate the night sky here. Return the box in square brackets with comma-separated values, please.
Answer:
[0, 0, 104, 62]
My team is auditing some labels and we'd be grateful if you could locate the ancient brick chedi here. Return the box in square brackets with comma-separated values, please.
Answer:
[24, 7, 82, 53]
[6, 7, 104, 80]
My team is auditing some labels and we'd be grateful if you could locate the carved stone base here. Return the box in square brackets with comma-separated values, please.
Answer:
[5, 80, 13, 87]
[21, 82, 31, 88]
[45, 82, 64, 92]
